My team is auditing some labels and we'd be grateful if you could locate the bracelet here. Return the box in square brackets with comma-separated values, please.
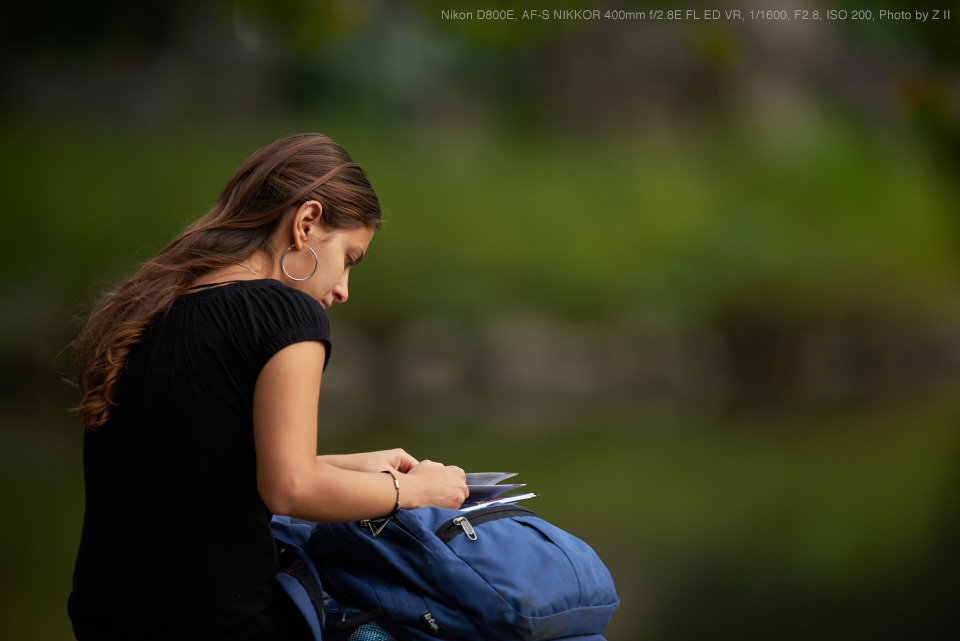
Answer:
[381, 470, 400, 518]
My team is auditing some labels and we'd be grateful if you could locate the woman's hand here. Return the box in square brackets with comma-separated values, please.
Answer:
[318, 453, 468, 510]
[317, 448, 419, 474]
[401, 460, 469, 510]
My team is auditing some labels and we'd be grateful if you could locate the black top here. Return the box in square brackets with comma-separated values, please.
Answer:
[68, 279, 331, 638]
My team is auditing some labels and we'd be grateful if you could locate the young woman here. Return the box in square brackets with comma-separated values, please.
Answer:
[68, 133, 469, 640]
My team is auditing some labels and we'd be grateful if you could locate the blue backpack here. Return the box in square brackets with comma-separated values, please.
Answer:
[275, 504, 619, 641]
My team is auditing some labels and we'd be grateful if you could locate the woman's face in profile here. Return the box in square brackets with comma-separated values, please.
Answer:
[289, 225, 375, 309]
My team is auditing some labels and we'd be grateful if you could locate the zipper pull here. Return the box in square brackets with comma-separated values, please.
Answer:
[359, 518, 391, 537]
[453, 516, 478, 541]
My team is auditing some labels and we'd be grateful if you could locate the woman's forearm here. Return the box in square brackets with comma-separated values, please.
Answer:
[265, 460, 401, 522]
[262, 457, 468, 522]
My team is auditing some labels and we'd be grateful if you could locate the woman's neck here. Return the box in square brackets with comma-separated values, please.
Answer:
[189, 253, 275, 289]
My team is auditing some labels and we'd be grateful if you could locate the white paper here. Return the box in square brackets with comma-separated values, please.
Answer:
[464, 472, 518, 485]
[460, 492, 539, 512]
[466, 483, 526, 502]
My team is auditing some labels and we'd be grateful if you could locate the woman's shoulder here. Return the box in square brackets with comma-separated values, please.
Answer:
[176, 279, 329, 329]
[174, 279, 332, 368]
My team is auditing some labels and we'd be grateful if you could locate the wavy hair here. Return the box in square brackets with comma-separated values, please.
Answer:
[73, 133, 381, 430]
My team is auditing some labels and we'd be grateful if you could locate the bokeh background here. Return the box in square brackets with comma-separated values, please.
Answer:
[2, 1, 959, 639]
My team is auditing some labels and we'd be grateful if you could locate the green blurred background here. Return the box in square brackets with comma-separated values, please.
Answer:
[2, 1, 959, 639]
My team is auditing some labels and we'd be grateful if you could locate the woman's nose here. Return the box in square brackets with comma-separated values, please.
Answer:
[332, 274, 349, 303]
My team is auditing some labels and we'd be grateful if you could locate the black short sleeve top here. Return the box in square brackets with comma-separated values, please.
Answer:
[69, 279, 331, 634]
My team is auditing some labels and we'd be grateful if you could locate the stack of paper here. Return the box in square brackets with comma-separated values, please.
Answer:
[461, 472, 538, 511]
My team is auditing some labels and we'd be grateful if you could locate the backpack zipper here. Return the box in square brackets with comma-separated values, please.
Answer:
[436, 505, 536, 543]
[452, 516, 477, 541]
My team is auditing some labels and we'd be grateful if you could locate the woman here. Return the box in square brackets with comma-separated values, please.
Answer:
[68, 133, 469, 640]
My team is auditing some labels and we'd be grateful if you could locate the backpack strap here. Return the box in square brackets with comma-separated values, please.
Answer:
[273, 515, 326, 641]
[278, 544, 326, 627]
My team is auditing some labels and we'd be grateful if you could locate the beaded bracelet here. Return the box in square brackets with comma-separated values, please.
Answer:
[381, 470, 401, 518]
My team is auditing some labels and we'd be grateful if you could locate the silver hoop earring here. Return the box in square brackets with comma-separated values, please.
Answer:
[281, 244, 319, 281]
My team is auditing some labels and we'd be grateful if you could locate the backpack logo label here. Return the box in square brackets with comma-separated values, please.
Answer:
[420, 611, 442, 636]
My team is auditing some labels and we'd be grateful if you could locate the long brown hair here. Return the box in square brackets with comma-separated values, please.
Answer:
[74, 133, 382, 430]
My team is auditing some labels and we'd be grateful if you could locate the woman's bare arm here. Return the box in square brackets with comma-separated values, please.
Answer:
[253, 341, 468, 521]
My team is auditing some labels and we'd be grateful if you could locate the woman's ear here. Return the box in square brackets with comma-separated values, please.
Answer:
[290, 200, 324, 249]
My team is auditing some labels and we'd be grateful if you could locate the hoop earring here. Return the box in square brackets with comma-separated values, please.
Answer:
[281, 244, 319, 281]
